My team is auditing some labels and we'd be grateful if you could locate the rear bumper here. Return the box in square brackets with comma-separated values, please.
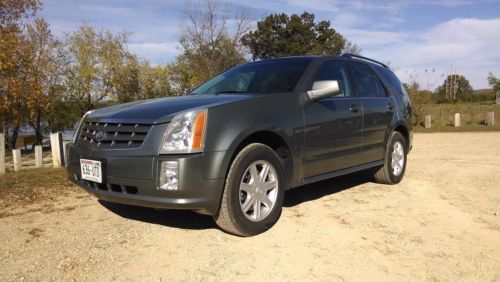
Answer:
[67, 143, 227, 215]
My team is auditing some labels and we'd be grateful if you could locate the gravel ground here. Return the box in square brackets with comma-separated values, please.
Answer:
[0, 132, 499, 281]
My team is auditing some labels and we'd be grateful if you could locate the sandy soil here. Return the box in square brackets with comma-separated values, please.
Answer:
[0, 132, 499, 281]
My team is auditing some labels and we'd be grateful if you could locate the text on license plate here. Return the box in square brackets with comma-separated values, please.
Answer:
[80, 159, 102, 183]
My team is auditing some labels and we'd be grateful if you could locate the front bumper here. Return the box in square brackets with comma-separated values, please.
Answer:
[67, 143, 227, 215]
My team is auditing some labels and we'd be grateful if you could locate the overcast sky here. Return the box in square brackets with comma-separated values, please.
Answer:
[40, 0, 500, 90]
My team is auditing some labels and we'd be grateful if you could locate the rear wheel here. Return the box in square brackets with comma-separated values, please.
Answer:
[214, 143, 285, 236]
[373, 131, 407, 184]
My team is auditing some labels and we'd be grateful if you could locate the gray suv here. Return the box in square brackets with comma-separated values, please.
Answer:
[67, 54, 413, 236]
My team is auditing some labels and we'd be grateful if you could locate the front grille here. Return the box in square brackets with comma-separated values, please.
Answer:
[78, 121, 152, 149]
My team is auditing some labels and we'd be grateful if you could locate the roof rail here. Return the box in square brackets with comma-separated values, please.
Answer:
[342, 53, 388, 69]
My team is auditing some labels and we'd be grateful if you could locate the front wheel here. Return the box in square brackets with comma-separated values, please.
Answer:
[373, 131, 408, 184]
[214, 143, 285, 236]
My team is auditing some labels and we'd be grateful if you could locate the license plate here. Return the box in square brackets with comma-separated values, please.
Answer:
[80, 159, 102, 183]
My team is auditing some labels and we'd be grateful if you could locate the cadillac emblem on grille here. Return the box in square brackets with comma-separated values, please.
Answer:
[94, 130, 106, 142]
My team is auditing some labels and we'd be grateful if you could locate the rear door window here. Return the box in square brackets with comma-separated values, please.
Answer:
[350, 63, 387, 97]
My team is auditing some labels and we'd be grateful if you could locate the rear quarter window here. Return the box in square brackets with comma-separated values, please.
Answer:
[373, 66, 406, 96]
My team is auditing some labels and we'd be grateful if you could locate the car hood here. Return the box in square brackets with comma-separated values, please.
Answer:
[86, 94, 256, 124]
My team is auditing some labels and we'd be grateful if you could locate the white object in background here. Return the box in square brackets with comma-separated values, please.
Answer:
[35, 145, 43, 168]
[454, 113, 461, 127]
[50, 132, 62, 168]
[13, 149, 22, 172]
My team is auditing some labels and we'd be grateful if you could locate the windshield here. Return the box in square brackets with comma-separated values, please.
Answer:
[191, 58, 313, 95]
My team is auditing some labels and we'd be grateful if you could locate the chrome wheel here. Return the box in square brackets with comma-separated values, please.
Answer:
[239, 160, 279, 222]
[391, 141, 405, 176]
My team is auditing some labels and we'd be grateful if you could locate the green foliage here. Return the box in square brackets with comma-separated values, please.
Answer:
[63, 25, 136, 114]
[241, 12, 346, 60]
[403, 82, 433, 126]
[138, 61, 176, 99]
[414, 103, 500, 132]
[434, 74, 474, 103]
[488, 73, 500, 94]
[470, 89, 495, 103]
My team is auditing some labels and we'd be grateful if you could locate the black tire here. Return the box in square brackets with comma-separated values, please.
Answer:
[214, 143, 285, 236]
[373, 131, 407, 184]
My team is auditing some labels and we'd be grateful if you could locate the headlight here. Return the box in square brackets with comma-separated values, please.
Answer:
[160, 109, 207, 154]
[72, 110, 93, 144]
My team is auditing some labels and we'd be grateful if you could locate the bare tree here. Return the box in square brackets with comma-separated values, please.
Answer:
[343, 40, 362, 55]
[178, 0, 253, 85]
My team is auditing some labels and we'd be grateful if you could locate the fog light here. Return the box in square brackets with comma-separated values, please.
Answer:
[159, 161, 179, 190]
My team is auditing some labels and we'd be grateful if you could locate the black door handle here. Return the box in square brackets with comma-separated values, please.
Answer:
[386, 103, 395, 111]
[349, 105, 360, 113]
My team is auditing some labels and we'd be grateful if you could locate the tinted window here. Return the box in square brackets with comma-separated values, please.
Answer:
[351, 63, 387, 97]
[191, 59, 312, 94]
[374, 66, 406, 96]
[313, 61, 352, 97]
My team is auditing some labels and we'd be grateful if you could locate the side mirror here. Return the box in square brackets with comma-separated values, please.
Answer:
[307, 80, 341, 101]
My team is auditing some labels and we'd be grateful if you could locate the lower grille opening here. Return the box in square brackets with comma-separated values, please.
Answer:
[75, 177, 138, 195]
[125, 186, 138, 194]
[95, 183, 107, 191]
[110, 184, 123, 193]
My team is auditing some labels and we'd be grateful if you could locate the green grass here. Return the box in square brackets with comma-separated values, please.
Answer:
[414, 103, 500, 133]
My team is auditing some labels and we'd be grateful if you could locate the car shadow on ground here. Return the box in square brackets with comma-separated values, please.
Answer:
[99, 170, 374, 231]
[99, 201, 218, 230]
[284, 170, 373, 208]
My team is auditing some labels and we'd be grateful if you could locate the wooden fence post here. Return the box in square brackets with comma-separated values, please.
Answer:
[486, 112, 495, 126]
[13, 149, 22, 172]
[0, 133, 5, 175]
[424, 115, 432, 129]
[35, 145, 43, 168]
[454, 113, 461, 127]
[50, 132, 63, 168]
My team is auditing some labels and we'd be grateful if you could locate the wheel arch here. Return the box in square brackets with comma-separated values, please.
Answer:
[224, 129, 296, 191]
[393, 123, 410, 150]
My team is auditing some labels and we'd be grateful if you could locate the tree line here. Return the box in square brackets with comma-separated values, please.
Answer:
[2, 0, 498, 148]
[1, 0, 359, 149]
[404, 73, 500, 126]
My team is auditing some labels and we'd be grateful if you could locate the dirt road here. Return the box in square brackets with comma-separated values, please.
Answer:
[1, 132, 499, 281]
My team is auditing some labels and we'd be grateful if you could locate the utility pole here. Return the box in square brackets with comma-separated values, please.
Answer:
[445, 70, 449, 99]
[452, 67, 458, 100]
[451, 66, 455, 100]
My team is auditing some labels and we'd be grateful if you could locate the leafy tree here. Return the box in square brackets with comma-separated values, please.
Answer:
[487, 73, 500, 94]
[113, 53, 140, 103]
[24, 19, 67, 143]
[62, 25, 138, 114]
[138, 60, 175, 99]
[434, 74, 473, 103]
[169, 55, 196, 95]
[178, 0, 251, 86]
[241, 12, 346, 60]
[403, 82, 432, 126]
[0, 0, 41, 147]
[0, 0, 40, 27]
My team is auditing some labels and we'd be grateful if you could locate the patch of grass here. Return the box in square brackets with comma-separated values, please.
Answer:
[415, 103, 500, 132]
[0, 168, 82, 208]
